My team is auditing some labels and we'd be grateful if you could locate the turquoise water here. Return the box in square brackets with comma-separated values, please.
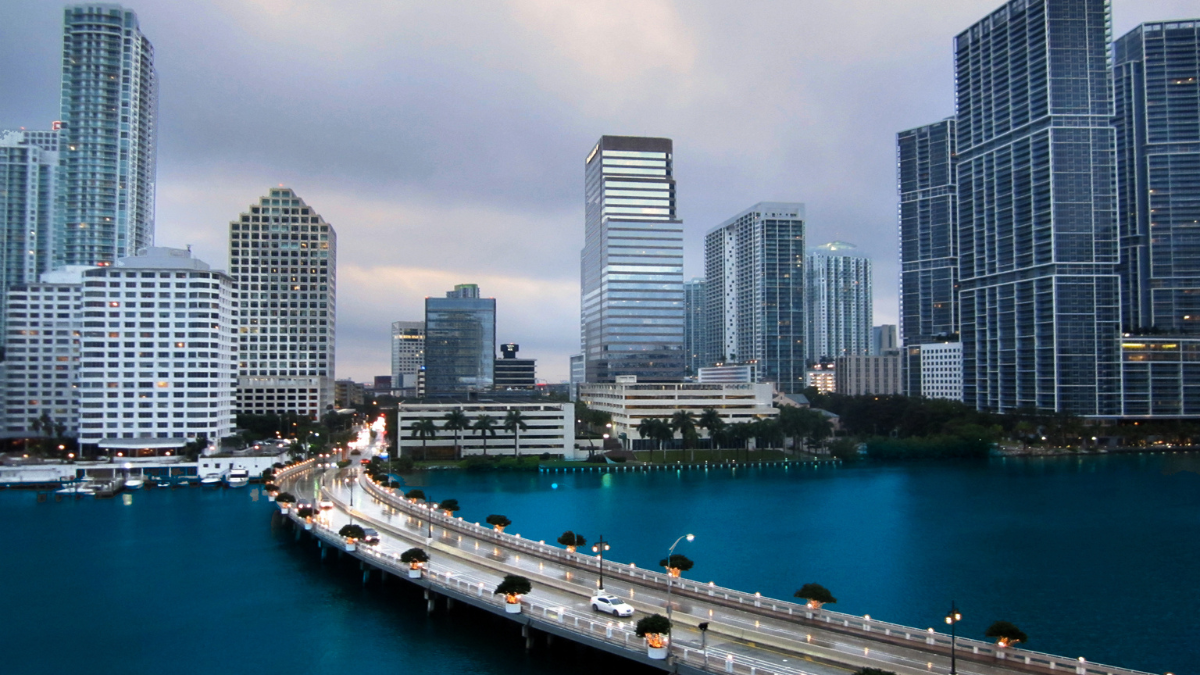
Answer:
[1, 454, 1197, 674]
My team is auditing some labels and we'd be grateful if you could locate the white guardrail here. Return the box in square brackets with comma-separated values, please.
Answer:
[354, 473, 1160, 675]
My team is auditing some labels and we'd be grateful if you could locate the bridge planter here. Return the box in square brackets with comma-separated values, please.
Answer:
[304, 519, 313, 531]
[408, 568, 422, 579]
[504, 600, 522, 614]
[344, 540, 357, 552]
[646, 642, 668, 660]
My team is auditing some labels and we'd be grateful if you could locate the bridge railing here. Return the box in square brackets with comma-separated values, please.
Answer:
[274, 458, 316, 483]
[289, 507, 822, 675]
[357, 475, 1155, 675]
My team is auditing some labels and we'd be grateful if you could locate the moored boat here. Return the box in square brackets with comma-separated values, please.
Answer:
[225, 467, 250, 488]
[125, 477, 144, 490]
[200, 473, 222, 487]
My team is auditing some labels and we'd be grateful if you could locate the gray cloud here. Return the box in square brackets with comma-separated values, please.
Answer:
[2, 0, 1194, 381]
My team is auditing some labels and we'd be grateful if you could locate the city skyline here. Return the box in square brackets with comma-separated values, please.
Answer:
[1, 0, 1192, 382]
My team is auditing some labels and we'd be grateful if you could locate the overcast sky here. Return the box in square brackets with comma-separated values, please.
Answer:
[2, 0, 1193, 382]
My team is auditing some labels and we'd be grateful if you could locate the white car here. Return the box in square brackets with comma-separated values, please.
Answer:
[590, 593, 634, 617]
[318, 498, 334, 510]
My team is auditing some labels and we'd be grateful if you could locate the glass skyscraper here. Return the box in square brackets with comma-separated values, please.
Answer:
[704, 203, 807, 393]
[56, 4, 157, 268]
[683, 277, 706, 377]
[805, 242, 872, 362]
[898, 119, 958, 346]
[1114, 20, 1200, 334]
[580, 135, 684, 383]
[955, 0, 1120, 415]
[0, 130, 59, 326]
[425, 284, 496, 396]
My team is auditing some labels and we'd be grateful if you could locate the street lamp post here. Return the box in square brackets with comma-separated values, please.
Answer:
[664, 533, 694, 622]
[427, 498, 438, 542]
[591, 535, 611, 590]
[945, 602, 962, 675]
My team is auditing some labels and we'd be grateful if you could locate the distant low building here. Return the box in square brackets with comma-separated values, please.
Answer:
[395, 401, 575, 459]
[335, 380, 365, 408]
[806, 362, 836, 394]
[919, 342, 962, 402]
[698, 363, 756, 384]
[579, 380, 777, 446]
[494, 343, 536, 390]
[836, 353, 902, 396]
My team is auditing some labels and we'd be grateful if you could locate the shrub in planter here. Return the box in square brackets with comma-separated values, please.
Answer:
[658, 553, 694, 578]
[400, 547, 430, 577]
[794, 583, 837, 610]
[985, 621, 1028, 647]
[493, 574, 532, 612]
[296, 507, 314, 519]
[486, 514, 511, 532]
[405, 489, 426, 502]
[636, 613, 672, 649]
[439, 498, 460, 516]
[276, 492, 296, 504]
[339, 523, 366, 540]
[264, 482, 279, 493]
[557, 530, 587, 552]
[337, 459, 351, 468]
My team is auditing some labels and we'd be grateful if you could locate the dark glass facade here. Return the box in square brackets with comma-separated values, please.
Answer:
[425, 290, 495, 395]
[955, 0, 1120, 415]
[580, 136, 684, 383]
[1121, 337, 1200, 416]
[704, 203, 806, 393]
[898, 120, 959, 350]
[683, 278, 706, 376]
[1114, 21, 1200, 334]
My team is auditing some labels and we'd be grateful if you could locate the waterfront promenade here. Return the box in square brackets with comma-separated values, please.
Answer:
[274, 460, 1158, 675]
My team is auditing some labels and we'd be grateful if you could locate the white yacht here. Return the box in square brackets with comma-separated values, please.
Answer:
[200, 473, 223, 487]
[225, 467, 250, 488]
[124, 477, 144, 491]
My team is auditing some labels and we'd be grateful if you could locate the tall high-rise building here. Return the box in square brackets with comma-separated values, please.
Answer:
[229, 188, 337, 418]
[57, 4, 157, 268]
[424, 284, 495, 396]
[391, 321, 424, 390]
[705, 203, 807, 393]
[897, 119, 959, 348]
[955, 0, 1120, 415]
[581, 135, 684, 383]
[806, 242, 872, 362]
[1114, 20, 1200, 334]
[76, 247, 235, 446]
[683, 278, 706, 377]
[871, 325, 898, 355]
[0, 130, 59, 316]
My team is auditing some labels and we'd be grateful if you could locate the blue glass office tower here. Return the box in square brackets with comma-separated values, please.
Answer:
[955, 0, 1120, 414]
[57, 4, 157, 267]
[1114, 20, 1200, 334]
[705, 203, 807, 393]
[581, 136, 684, 383]
[898, 120, 958, 346]
[425, 284, 496, 395]
[683, 278, 706, 377]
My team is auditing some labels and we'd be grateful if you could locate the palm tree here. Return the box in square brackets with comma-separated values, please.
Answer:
[410, 418, 438, 461]
[502, 409, 529, 458]
[473, 415, 498, 457]
[442, 409, 470, 460]
[652, 420, 674, 462]
[671, 410, 698, 462]
[698, 408, 725, 454]
[637, 418, 659, 461]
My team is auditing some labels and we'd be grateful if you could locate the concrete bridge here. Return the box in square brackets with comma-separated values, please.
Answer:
[272, 459, 1157, 675]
